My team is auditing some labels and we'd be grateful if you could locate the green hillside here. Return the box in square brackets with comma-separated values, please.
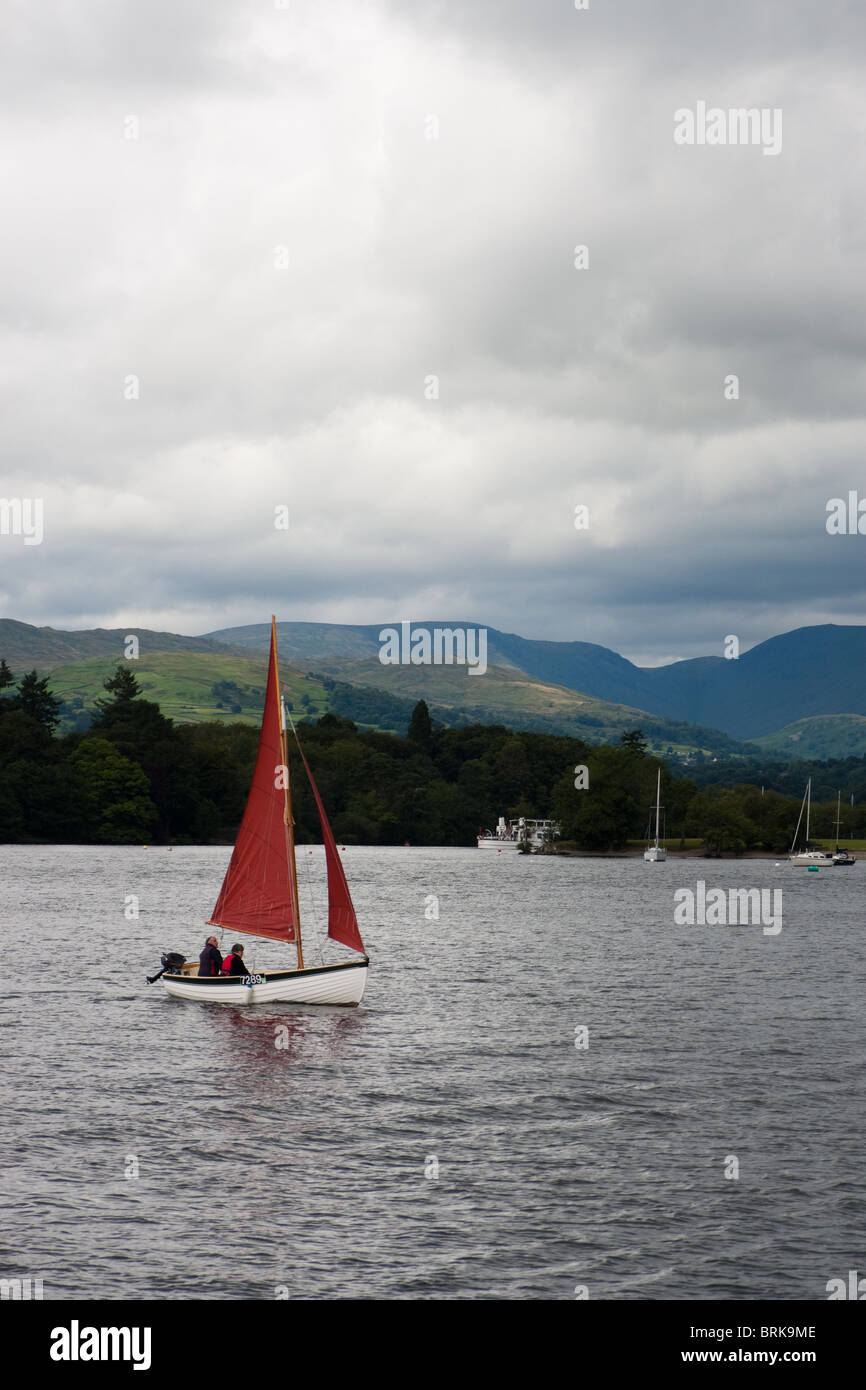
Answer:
[34, 653, 754, 754]
[205, 620, 866, 744]
[7, 617, 866, 751]
[311, 659, 753, 756]
[2, 631, 756, 754]
[752, 714, 866, 760]
[43, 654, 332, 731]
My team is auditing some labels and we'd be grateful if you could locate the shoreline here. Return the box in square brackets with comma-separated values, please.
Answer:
[540, 846, 794, 860]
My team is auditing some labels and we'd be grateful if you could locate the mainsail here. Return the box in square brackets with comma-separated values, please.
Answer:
[208, 621, 297, 943]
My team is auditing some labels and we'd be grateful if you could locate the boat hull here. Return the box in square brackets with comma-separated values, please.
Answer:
[161, 959, 369, 1006]
[644, 847, 667, 862]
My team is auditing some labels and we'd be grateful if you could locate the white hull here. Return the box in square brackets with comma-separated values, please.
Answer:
[644, 846, 667, 862]
[789, 851, 833, 864]
[162, 959, 368, 1006]
[477, 838, 521, 850]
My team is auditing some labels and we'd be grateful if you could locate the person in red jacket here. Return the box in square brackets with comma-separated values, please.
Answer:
[221, 944, 250, 976]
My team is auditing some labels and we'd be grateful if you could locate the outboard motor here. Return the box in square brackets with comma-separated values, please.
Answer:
[146, 951, 186, 984]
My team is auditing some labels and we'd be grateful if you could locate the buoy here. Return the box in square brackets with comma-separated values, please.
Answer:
[807, 865, 819, 872]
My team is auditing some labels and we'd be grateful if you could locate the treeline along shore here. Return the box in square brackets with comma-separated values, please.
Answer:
[1, 660, 865, 853]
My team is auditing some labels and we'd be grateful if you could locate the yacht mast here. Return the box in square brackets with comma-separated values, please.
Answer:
[272, 616, 304, 969]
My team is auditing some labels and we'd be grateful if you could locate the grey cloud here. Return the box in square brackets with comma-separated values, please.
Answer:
[1, 0, 864, 665]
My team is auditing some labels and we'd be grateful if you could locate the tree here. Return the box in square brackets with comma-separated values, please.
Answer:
[87, 664, 187, 837]
[69, 738, 157, 842]
[667, 775, 698, 846]
[95, 663, 142, 711]
[89, 665, 173, 751]
[407, 699, 433, 752]
[0, 710, 85, 840]
[0, 658, 14, 692]
[552, 745, 639, 849]
[493, 737, 532, 808]
[685, 790, 758, 857]
[620, 729, 647, 757]
[316, 713, 358, 735]
[8, 670, 62, 730]
[0, 708, 51, 760]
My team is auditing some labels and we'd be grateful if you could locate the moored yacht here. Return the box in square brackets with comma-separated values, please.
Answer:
[644, 769, 667, 862]
[832, 790, 856, 865]
[789, 778, 833, 864]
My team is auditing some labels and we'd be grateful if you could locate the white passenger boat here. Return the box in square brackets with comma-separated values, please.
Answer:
[477, 816, 559, 850]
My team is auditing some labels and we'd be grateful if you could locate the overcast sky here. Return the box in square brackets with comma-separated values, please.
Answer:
[1, 0, 865, 666]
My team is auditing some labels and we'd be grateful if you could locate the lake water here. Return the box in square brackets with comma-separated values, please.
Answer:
[1, 844, 863, 1300]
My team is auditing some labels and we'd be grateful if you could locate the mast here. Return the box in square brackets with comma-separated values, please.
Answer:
[790, 782, 807, 856]
[272, 616, 304, 969]
[835, 790, 841, 852]
[655, 768, 661, 849]
[805, 777, 811, 845]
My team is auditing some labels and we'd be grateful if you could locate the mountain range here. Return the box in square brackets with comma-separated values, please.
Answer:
[205, 620, 866, 747]
[3, 617, 866, 758]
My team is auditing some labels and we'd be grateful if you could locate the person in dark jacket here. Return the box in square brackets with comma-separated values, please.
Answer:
[198, 936, 222, 977]
[221, 944, 250, 976]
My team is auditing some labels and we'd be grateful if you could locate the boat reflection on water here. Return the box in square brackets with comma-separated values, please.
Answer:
[208, 1007, 364, 1064]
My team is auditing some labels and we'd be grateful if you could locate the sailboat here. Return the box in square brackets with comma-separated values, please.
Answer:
[157, 618, 369, 1005]
[832, 790, 856, 865]
[644, 768, 667, 862]
[788, 778, 833, 865]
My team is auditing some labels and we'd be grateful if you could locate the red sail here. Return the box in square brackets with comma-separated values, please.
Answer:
[294, 738, 366, 955]
[207, 628, 296, 942]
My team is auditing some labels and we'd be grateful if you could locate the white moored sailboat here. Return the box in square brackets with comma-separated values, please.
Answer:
[789, 778, 833, 865]
[154, 618, 369, 1005]
[644, 768, 666, 862]
[832, 790, 856, 866]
